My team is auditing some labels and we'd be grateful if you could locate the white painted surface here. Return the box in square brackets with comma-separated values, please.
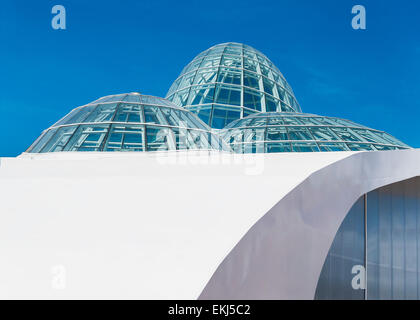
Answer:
[0, 151, 350, 299]
[200, 149, 420, 299]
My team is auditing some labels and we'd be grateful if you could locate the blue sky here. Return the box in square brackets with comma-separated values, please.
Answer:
[1, 0, 419, 156]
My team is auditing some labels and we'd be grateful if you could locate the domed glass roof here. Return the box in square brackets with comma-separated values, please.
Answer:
[26, 93, 230, 153]
[166, 42, 301, 129]
[221, 112, 410, 153]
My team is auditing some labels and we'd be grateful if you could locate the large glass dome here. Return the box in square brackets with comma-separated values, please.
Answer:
[26, 93, 230, 153]
[221, 112, 410, 153]
[166, 42, 301, 129]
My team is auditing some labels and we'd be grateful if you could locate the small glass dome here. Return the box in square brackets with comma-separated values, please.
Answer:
[166, 42, 301, 129]
[26, 93, 230, 153]
[221, 112, 410, 153]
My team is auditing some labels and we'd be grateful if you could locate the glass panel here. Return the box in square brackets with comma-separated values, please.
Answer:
[282, 116, 304, 125]
[207, 45, 226, 55]
[303, 117, 324, 125]
[182, 111, 209, 130]
[200, 56, 221, 68]
[27, 128, 58, 153]
[281, 101, 294, 112]
[287, 127, 313, 140]
[317, 117, 340, 126]
[243, 58, 258, 72]
[276, 86, 287, 101]
[145, 126, 174, 151]
[193, 68, 218, 85]
[380, 132, 409, 147]
[317, 177, 420, 300]
[243, 71, 261, 90]
[373, 145, 397, 151]
[167, 77, 181, 96]
[56, 105, 96, 125]
[217, 68, 241, 85]
[189, 105, 212, 126]
[243, 143, 264, 154]
[189, 130, 211, 149]
[171, 89, 190, 106]
[263, 78, 275, 96]
[211, 106, 241, 129]
[208, 132, 225, 151]
[346, 143, 375, 151]
[243, 89, 262, 111]
[174, 109, 199, 129]
[231, 143, 244, 153]
[184, 57, 204, 73]
[243, 48, 257, 60]
[63, 124, 110, 151]
[224, 45, 242, 55]
[256, 54, 269, 67]
[248, 117, 267, 127]
[100, 94, 126, 102]
[122, 94, 142, 103]
[188, 85, 215, 105]
[171, 127, 190, 150]
[318, 142, 349, 151]
[243, 109, 257, 119]
[308, 127, 339, 141]
[265, 95, 279, 112]
[266, 142, 291, 153]
[104, 125, 144, 151]
[157, 107, 180, 127]
[259, 65, 271, 78]
[267, 116, 284, 125]
[40, 126, 78, 152]
[331, 127, 363, 142]
[266, 127, 288, 141]
[52, 108, 82, 127]
[220, 55, 242, 68]
[225, 128, 244, 144]
[214, 85, 241, 106]
[315, 197, 365, 300]
[114, 104, 142, 123]
[291, 142, 320, 152]
[350, 129, 389, 144]
[83, 103, 117, 123]
[242, 128, 265, 143]
[143, 106, 167, 125]
[178, 71, 196, 88]
[367, 177, 420, 300]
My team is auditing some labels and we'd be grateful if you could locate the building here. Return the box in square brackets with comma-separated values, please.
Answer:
[166, 42, 301, 129]
[26, 93, 229, 153]
[0, 43, 418, 300]
[221, 112, 409, 153]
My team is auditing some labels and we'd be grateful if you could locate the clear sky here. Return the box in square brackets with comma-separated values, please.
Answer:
[1, 0, 419, 156]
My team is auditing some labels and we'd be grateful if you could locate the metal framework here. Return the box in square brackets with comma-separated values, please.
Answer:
[221, 112, 410, 152]
[26, 93, 230, 153]
[166, 42, 301, 128]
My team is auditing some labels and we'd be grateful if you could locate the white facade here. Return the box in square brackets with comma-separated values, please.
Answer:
[0, 149, 419, 299]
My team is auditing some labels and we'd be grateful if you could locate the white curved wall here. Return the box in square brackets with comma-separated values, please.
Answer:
[0, 151, 348, 299]
[199, 149, 420, 299]
[0, 149, 418, 299]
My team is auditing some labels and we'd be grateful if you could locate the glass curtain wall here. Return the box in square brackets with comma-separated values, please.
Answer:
[315, 176, 420, 300]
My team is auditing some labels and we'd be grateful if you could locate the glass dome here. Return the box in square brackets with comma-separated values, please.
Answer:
[26, 93, 230, 153]
[166, 42, 301, 129]
[221, 112, 410, 153]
